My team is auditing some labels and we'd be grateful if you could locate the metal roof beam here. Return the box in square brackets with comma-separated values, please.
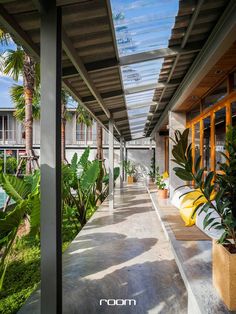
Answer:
[150, 0, 236, 137]
[0, 4, 39, 60]
[82, 89, 123, 103]
[62, 28, 111, 119]
[119, 43, 201, 66]
[62, 58, 118, 78]
[125, 80, 180, 95]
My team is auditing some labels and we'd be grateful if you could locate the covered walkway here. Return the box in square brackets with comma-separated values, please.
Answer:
[20, 184, 187, 313]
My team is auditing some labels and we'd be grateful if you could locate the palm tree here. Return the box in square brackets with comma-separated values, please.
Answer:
[0, 44, 39, 173]
[10, 84, 40, 121]
[75, 105, 93, 127]
[96, 122, 103, 161]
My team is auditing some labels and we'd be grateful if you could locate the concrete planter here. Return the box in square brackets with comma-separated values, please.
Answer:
[213, 240, 236, 310]
[127, 176, 134, 184]
[157, 189, 168, 199]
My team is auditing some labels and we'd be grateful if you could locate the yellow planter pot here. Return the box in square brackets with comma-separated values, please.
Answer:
[127, 176, 134, 184]
[157, 189, 168, 199]
[213, 240, 236, 311]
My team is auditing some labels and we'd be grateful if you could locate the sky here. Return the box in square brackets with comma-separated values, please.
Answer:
[0, 41, 21, 108]
[110, 0, 179, 137]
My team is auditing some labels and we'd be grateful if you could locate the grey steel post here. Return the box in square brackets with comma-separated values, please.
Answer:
[109, 119, 114, 209]
[124, 141, 127, 181]
[40, 1, 62, 313]
[120, 136, 124, 188]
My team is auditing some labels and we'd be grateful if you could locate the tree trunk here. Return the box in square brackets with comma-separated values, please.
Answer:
[96, 122, 103, 161]
[61, 102, 66, 162]
[23, 53, 35, 174]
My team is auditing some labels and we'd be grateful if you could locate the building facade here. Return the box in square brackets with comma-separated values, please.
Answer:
[0, 108, 154, 175]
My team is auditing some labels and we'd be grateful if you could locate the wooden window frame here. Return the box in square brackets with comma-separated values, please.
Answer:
[186, 75, 236, 172]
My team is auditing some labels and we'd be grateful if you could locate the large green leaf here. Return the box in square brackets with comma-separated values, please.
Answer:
[71, 153, 78, 172]
[0, 201, 26, 238]
[79, 147, 90, 169]
[0, 174, 31, 202]
[103, 167, 120, 185]
[29, 194, 40, 235]
[80, 159, 100, 192]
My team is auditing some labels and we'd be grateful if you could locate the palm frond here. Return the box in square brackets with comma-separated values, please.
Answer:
[1, 48, 23, 81]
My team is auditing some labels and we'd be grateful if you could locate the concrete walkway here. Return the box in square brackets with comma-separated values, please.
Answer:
[20, 183, 187, 314]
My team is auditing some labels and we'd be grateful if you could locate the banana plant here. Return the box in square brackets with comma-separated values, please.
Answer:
[62, 148, 100, 226]
[0, 171, 40, 290]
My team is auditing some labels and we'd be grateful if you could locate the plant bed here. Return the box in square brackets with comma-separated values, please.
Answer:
[213, 240, 236, 311]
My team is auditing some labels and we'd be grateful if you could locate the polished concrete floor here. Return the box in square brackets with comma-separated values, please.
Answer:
[20, 183, 187, 314]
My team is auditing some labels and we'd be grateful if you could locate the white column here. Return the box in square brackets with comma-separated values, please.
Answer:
[120, 136, 124, 188]
[124, 140, 127, 181]
[168, 111, 186, 198]
[109, 120, 114, 209]
[155, 132, 165, 174]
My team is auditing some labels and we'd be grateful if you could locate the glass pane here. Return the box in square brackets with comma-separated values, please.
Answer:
[202, 80, 227, 110]
[215, 108, 226, 170]
[186, 103, 201, 122]
[232, 102, 236, 126]
[203, 117, 211, 171]
[195, 122, 200, 167]
[111, 0, 179, 137]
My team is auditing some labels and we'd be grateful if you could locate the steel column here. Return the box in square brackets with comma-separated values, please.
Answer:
[120, 136, 124, 188]
[40, 1, 62, 313]
[109, 120, 114, 209]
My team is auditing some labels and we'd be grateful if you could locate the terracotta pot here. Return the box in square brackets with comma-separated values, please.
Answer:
[127, 176, 134, 184]
[213, 240, 236, 310]
[157, 189, 168, 199]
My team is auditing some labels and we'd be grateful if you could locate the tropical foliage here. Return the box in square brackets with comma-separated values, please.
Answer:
[62, 148, 100, 227]
[171, 127, 236, 251]
[0, 171, 40, 290]
[123, 160, 136, 176]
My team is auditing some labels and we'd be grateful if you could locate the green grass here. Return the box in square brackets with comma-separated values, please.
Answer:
[0, 207, 97, 314]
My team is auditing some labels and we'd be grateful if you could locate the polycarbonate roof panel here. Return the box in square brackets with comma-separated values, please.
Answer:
[111, 0, 179, 138]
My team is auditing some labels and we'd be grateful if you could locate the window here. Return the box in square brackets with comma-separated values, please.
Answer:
[186, 103, 201, 122]
[215, 108, 226, 169]
[202, 80, 227, 110]
[232, 102, 236, 126]
[0, 115, 9, 141]
[203, 116, 211, 171]
[194, 122, 200, 166]
[76, 123, 86, 141]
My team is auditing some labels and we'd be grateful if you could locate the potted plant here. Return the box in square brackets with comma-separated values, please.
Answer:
[123, 160, 136, 184]
[171, 127, 236, 311]
[155, 166, 168, 199]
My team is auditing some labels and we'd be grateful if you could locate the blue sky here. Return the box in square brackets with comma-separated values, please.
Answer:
[0, 41, 20, 108]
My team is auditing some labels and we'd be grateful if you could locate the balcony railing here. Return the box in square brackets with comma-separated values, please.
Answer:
[0, 130, 153, 147]
[0, 130, 22, 145]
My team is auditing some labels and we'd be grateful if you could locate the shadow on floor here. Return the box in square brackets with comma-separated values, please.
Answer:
[63, 258, 187, 314]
